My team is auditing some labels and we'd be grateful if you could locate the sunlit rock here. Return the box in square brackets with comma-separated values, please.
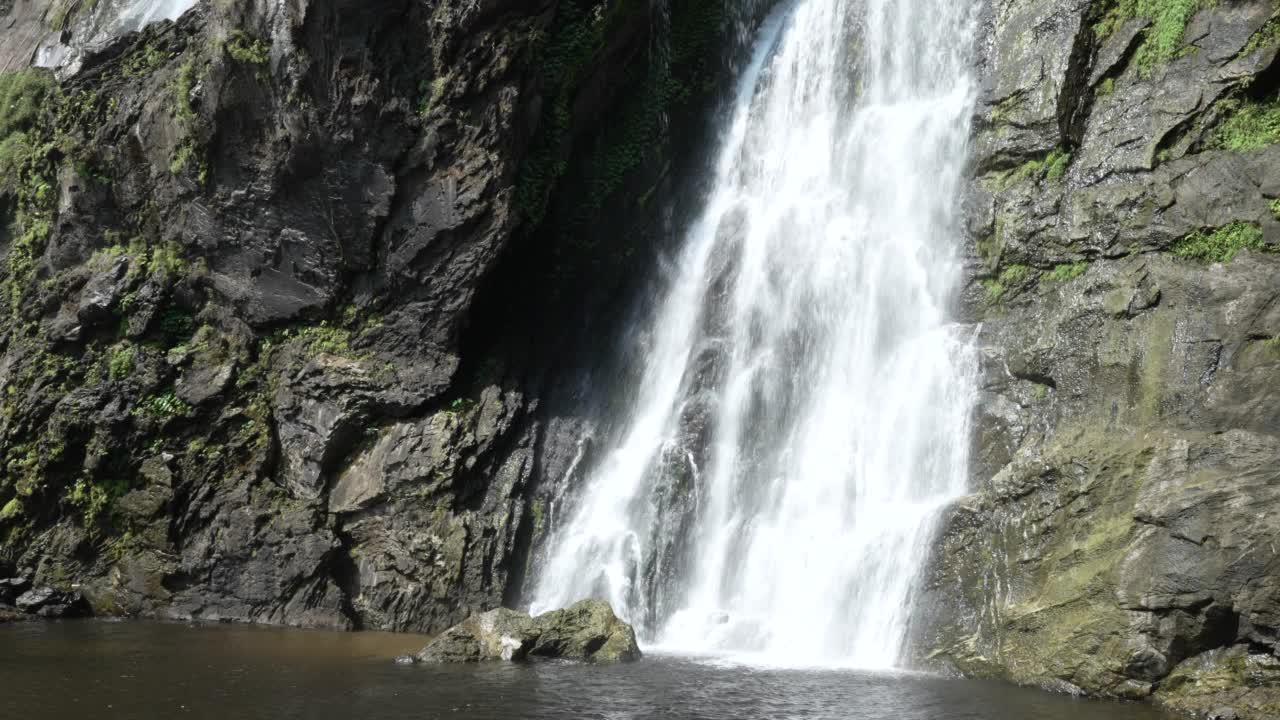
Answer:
[413, 600, 641, 664]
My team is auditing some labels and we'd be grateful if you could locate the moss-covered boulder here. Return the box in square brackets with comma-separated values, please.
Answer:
[414, 600, 640, 664]
[527, 599, 642, 663]
[1155, 647, 1280, 719]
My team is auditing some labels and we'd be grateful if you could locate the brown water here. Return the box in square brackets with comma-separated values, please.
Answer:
[0, 620, 1176, 720]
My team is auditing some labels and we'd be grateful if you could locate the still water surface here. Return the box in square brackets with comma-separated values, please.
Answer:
[0, 621, 1174, 720]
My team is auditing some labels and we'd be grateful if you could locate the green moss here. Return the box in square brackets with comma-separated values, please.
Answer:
[173, 58, 198, 121]
[981, 280, 1003, 302]
[169, 140, 195, 174]
[1139, 312, 1174, 422]
[0, 70, 60, 319]
[264, 321, 369, 360]
[225, 31, 271, 66]
[1242, 12, 1280, 56]
[445, 397, 476, 415]
[0, 70, 57, 195]
[1096, 77, 1116, 97]
[1172, 221, 1269, 263]
[0, 70, 56, 138]
[1044, 149, 1071, 181]
[531, 499, 546, 534]
[121, 42, 168, 78]
[1262, 335, 1280, 357]
[1270, 197, 1280, 220]
[1009, 148, 1071, 185]
[514, 0, 724, 233]
[135, 391, 192, 420]
[1047, 261, 1089, 282]
[66, 474, 130, 533]
[976, 231, 1002, 269]
[1209, 95, 1280, 151]
[1094, 0, 1210, 75]
[417, 75, 451, 117]
[107, 344, 136, 380]
[1000, 263, 1030, 285]
[0, 498, 22, 522]
[990, 93, 1023, 124]
[982, 264, 1030, 304]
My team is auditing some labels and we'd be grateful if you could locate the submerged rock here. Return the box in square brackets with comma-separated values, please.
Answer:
[414, 600, 640, 664]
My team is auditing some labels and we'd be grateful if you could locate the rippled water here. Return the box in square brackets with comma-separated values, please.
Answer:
[0, 622, 1175, 720]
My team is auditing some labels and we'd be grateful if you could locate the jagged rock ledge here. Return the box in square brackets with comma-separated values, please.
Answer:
[0, 576, 89, 621]
[402, 600, 641, 664]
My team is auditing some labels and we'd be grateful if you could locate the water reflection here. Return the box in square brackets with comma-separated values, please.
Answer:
[0, 621, 1174, 720]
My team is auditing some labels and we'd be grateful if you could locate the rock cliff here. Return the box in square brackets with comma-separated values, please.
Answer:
[914, 1, 1280, 718]
[0, 0, 737, 633]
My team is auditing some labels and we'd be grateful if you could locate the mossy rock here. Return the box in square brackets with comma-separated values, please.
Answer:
[414, 600, 640, 664]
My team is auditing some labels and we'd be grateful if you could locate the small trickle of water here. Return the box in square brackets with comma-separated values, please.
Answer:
[36, 0, 200, 74]
[533, 0, 979, 669]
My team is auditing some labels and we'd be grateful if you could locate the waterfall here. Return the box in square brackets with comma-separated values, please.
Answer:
[35, 0, 199, 74]
[532, 0, 978, 669]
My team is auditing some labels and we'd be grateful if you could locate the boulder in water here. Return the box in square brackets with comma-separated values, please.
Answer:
[413, 600, 640, 664]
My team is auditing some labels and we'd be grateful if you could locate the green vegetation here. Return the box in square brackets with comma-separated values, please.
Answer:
[1209, 95, 1280, 151]
[0, 70, 57, 192]
[173, 58, 198, 121]
[1172, 221, 1270, 263]
[1093, 0, 1209, 75]
[1010, 148, 1071, 185]
[418, 76, 451, 117]
[107, 345, 137, 380]
[264, 321, 365, 359]
[1048, 261, 1089, 282]
[1271, 197, 1280, 220]
[1096, 77, 1116, 97]
[446, 398, 476, 415]
[66, 475, 129, 531]
[225, 31, 271, 66]
[167, 53, 209, 181]
[531, 499, 546, 533]
[136, 391, 192, 420]
[1260, 335, 1280, 357]
[983, 264, 1030, 303]
[1242, 12, 1280, 56]
[0, 69, 60, 317]
[1044, 149, 1071, 181]
[121, 42, 168, 78]
[513, 0, 725, 231]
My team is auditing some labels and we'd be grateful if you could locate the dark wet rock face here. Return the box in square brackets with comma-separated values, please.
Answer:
[2, 581, 88, 619]
[414, 600, 641, 664]
[0, 0, 735, 636]
[915, 1, 1280, 718]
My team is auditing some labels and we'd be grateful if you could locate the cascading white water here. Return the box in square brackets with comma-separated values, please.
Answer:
[533, 0, 978, 668]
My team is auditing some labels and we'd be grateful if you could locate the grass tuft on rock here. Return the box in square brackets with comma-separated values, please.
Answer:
[1048, 261, 1088, 282]
[1172, 221, 1269, 263]
[1093, 0, 1209, 75]
[1210, 95, 1280, 151]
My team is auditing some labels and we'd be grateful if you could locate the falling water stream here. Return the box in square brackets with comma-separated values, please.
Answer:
[35, 0, 200, 73]
[533, 0, 979, 668]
